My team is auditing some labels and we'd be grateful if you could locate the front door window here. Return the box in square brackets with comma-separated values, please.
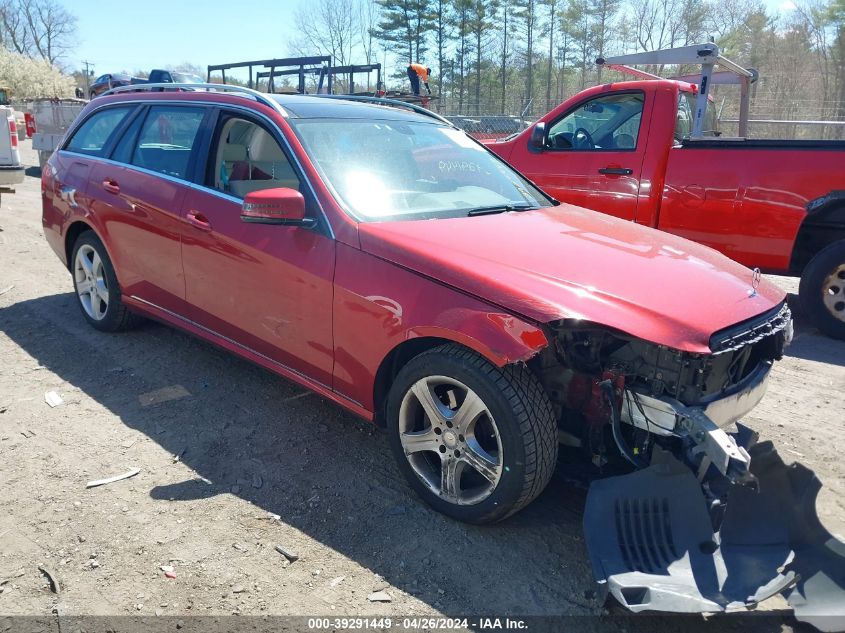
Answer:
[546, 93, 644, 151]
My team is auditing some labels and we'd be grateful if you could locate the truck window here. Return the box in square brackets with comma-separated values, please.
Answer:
[546, 92, 644, 151]
[65, 106, 134, 156]
[127, 106, 205, 180]
[676, 91, 718, 141]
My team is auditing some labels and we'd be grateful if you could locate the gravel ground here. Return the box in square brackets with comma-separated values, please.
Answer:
[0, 141, 843, 632]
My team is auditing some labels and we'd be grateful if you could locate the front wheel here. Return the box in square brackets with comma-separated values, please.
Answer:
[386, 344, 558, 524]
[799, 240, 845, 340]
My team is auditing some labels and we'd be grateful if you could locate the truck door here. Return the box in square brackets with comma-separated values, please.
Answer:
[518, 91, 647, 221]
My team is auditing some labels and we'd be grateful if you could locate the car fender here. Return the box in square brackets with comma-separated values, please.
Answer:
[332, 243, 549, 413]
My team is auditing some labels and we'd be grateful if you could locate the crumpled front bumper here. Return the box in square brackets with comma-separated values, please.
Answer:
[583, 441, 845, 631]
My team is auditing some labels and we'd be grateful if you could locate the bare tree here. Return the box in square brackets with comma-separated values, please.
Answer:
[359, 0, 379, 63]
[290, 0, 359, 66]
[0, 0, 76, 64]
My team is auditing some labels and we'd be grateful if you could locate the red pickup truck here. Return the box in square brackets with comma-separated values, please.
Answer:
[486, 77, 845, 339]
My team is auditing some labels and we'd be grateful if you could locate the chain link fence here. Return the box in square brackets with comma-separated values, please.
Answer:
[436, 95, 845, 141]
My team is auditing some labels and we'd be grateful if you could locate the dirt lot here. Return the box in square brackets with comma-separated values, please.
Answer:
[0, 141, 843, 631]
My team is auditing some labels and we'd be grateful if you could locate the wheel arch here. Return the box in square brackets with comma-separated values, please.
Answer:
[64, 220, 124, 288]
[64, 220, 97, 270]
[790, 192, 845, 275]
[371, 323, 549, 428]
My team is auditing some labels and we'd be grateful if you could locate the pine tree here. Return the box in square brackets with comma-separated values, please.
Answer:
[468, 0, 499, 113]
[513, 0, 539, 111]
[373, 0, 435, 63]
[543, 0, 560, 109]
[453, 0, 473, 112]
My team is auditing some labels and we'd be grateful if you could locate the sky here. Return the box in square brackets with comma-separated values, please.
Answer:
[69, 0, 303, 79]
[69, 0, 797, 80]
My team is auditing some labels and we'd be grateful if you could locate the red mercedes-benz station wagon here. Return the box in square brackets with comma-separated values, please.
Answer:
[41, 84, 844, 624]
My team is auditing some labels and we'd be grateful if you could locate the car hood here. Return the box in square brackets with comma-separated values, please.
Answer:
[358, 205, 786, 353]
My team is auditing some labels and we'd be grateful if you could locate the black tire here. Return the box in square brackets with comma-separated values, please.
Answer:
[386, 343, 558, 524]
[70, 232, 142, 332]
[798, 240, 845, 340]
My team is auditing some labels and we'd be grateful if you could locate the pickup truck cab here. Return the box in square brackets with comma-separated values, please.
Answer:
[486, 78, 845, 339]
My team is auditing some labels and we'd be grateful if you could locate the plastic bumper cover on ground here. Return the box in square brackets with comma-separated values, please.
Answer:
[583, 442, 845, 631]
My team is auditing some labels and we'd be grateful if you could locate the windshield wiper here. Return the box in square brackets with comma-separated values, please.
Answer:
[466, 204, 537, 216]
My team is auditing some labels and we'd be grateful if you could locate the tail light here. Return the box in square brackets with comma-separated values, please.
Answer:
[24, 113, 35, 137]
[9, 119, 17, 148]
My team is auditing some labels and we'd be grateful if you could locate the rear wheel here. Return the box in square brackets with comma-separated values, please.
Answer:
[71, 232, 142, 332]
[386, 344, 558, 524]
[799, 240, 845, 340]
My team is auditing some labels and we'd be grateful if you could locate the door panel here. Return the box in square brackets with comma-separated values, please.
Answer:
[83, 104, 206, 315]
[87, 161, 189, 313]
[517, 92, 647, 221]
[180, 111, 335, 386]
[180, 188, 336, 386]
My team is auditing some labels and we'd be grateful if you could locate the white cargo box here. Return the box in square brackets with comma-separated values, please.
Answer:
[31, 100, 85, 135]
[32, 132, 66, 152]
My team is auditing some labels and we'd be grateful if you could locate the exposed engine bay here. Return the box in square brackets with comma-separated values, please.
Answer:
[531, 302, 845, 631]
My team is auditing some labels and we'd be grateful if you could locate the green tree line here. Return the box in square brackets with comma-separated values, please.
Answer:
[294, 0, 845, 133]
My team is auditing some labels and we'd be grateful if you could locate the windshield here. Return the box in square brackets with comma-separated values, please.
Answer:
[290, 119, 553, 221]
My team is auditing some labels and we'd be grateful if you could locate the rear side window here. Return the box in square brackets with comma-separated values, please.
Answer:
[127, 106, 205, 179]
[65, 106, 133, 156]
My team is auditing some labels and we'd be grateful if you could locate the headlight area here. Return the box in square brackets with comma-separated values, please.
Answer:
[532, 302, 793, 493]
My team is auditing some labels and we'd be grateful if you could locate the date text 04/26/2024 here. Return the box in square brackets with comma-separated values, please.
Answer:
[307, 618, 528, 630]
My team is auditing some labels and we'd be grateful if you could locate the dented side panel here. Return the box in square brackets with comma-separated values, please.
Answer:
[332, 242, 548, 413]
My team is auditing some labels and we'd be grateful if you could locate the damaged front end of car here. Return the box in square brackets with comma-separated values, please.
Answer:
[533, 302, 845, 631]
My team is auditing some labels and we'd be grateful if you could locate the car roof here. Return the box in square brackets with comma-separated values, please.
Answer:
[268, 94, 438, 123]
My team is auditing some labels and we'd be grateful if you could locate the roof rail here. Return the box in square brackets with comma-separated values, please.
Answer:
[312, 94, 454, 127]
[100, 83, 288, 118]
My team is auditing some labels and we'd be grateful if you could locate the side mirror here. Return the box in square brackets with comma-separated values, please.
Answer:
[529, 122, 546, 151]
[240, 187, 315, 227]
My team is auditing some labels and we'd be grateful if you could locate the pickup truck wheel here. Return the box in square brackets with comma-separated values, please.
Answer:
[71, 233, 142, 332]
[386, 344, 558, 524]
[799, 240, 845, 340]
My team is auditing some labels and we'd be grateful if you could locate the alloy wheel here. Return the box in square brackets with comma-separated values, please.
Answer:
[398, 375, 503, 506]
[74, 244, 109, 321]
